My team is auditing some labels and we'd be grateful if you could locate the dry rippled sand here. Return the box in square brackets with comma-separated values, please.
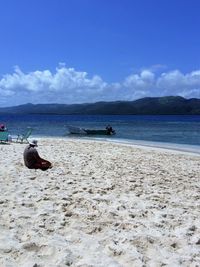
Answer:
[0, 138, 200, 267]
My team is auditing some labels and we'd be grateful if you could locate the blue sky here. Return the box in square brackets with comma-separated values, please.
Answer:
[0, 0, 200, 106]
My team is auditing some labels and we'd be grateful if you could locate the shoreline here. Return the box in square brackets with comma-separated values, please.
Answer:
[108, 138, 200, 156]
[36, 136, 200, 156]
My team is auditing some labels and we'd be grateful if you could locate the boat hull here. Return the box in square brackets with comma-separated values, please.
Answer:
[85, 129, 115, 135]
[67, 126, 86, 134]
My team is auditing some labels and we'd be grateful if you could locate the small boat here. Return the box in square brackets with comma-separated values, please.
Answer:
[67, 125, 116, 135]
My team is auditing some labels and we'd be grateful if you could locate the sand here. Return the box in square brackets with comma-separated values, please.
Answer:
[0, 138, 200, 267]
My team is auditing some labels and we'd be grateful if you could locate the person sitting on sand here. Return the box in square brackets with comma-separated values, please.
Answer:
[23, 140, 52, 171]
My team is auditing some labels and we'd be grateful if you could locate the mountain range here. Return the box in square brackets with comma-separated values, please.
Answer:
[0, 96, 200, 115]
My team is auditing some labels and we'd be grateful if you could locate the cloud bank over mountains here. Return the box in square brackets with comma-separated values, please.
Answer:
[0, 64, 200, 107]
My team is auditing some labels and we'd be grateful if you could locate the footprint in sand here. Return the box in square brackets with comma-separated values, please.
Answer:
[22, 242, 41, 252]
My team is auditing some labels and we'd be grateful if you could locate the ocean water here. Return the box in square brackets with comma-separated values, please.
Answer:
[1, 114, 200, 152]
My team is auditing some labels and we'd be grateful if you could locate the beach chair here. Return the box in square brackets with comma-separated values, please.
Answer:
[0, 131, 9, 143]
[16, 127, 33, 143]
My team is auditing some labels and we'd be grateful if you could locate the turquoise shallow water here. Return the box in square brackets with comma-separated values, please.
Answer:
[0, 114, 200, 152]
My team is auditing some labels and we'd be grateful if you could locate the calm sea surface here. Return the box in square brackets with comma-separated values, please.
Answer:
[1, 114, 200, 151]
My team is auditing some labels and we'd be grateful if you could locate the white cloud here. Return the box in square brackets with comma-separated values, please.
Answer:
[156, 70, 200, 98]
[0, 64, 200, 107]
[125, 71, 153, 87]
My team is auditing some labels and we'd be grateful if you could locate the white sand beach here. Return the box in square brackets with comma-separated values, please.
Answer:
[0, 138, 200, 267]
